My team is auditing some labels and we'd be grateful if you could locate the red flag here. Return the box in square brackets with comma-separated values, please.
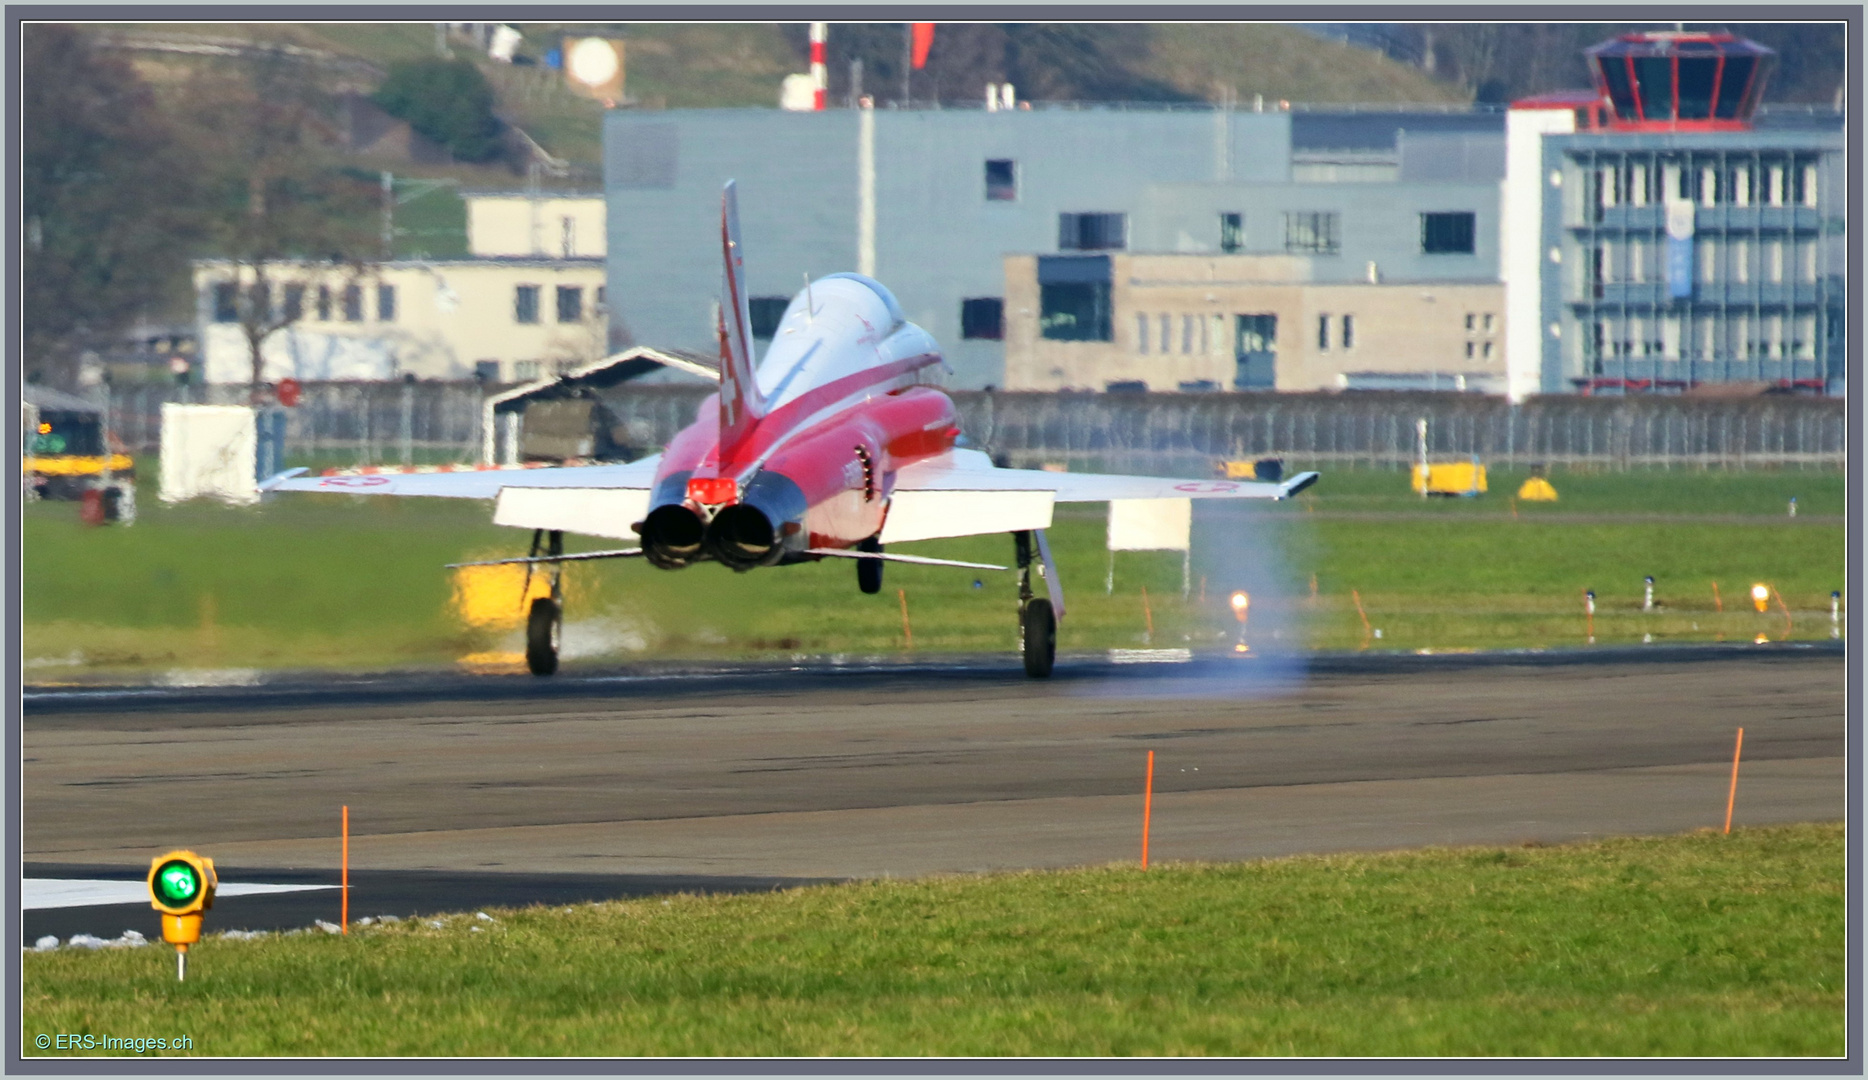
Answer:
[911, 23, 935, 69]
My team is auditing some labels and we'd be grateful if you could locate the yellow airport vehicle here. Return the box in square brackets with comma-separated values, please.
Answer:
[1411, 460, 1487, 497]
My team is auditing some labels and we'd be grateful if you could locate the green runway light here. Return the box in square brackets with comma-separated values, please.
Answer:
[155, 862, 201, 906]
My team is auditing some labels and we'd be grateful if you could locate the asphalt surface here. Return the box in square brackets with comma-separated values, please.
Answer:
[23, 645, 1848, 940]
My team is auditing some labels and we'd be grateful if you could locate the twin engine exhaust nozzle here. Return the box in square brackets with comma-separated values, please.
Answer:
[638, 503, 778, 571]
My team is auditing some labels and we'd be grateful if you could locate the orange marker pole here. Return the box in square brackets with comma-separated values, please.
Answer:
[1141, 750, 1155, 870]
[1510, 497, 1518, 520]
[1711, 581, 1723, 613]
[341, 805, 349, 933]
[1141, 585, 1153, 639]
[897, 588, 913, 650]
[1773, 588, 1793, 638]
[1352, 589, 1372, 649]
[1723, 728, 1744, 834]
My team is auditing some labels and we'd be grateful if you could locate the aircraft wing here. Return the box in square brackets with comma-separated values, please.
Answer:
[264, 458, 665, 541]
[879, 449, 1314, 544]
[262, 455, 663, 500]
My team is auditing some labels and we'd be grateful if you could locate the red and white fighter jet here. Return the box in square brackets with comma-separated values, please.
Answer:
[265, 182, 1318, 677]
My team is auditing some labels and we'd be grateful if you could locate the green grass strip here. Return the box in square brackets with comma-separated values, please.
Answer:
[23, 823, 1843, 1057]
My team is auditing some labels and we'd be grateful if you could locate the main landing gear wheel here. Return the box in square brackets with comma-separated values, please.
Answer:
[1021, 598, 1056, 678]
[526, 597, 562, 676]
[857, 536, 883, 594]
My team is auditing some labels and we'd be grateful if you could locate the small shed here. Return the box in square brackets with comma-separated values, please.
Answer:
[481, 346, 718, 465]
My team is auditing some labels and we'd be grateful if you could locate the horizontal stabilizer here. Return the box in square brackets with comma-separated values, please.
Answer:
[447, 548, 643, 569]
[1279, 471, 1321, 498]
[807, 548, 1008, 571]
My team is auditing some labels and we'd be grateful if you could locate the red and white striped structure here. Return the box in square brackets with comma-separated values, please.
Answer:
[809, 22, 827, 110]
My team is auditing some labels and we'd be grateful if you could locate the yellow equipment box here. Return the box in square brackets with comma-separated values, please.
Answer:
[1412, 462, 1487, 496]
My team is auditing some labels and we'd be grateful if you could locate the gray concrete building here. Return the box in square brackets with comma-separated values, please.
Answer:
[602, 106, 1503, 390]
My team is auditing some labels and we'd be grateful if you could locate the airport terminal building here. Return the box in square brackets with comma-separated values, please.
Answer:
[601, 105, 1505, 392]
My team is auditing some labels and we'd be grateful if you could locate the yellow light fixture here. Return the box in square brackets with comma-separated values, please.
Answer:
[1750, 584, 1770, 613]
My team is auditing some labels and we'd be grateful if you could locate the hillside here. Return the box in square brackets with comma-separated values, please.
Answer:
[109, 21, 1468, 171]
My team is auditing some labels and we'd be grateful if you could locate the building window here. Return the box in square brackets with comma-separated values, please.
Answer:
[1483, 313, 1495, 333]
[1341, 314, 1355, 349]
[1037, 255, 1112, 341]
[557, 285, 584, 323]
[1466, 341, 1476, 359]
[1158, 314, 1171, 354]
[960, 297, 1003, 340]
[1058, 212, 1126, 251]
[1234, 314, 1277, 390]
[1219, 212, 1244, 253]
[561, 216, 577, 258]
[1136, 313, 1149, 354]
[377, 284, 397, 323]
[1483, 341, 1494, 360]
[748, 296, 788, 339]
[283, 284, 305, 322]
[212, 282, 239, 323]
[596, 286, 607, 311]
[317, 285, 332, 321]
[514, 360, 543, 381]
[1284, 211, 1340, 254]
[1317, 314, 1331, 351]
[985, 159, 1016, 201]
[474, 360, 502, 382]
[1421, 211, 1476, 255]
[1464, 313, 1476, 333]
[342, 284, 363, 322]
[1181, 315, 1196, 354]
[515, 285, 540, 324]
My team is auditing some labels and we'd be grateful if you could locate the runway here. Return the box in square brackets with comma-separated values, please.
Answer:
[23, 645, 1847, 939]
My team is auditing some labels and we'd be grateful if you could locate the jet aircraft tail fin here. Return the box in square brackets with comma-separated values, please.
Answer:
[718, 180, 767, 463]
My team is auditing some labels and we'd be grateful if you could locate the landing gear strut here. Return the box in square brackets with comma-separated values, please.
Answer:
[1014, 530, 1055, 678]
[524, 529, 564, 676]
[856, 535, 884, 594]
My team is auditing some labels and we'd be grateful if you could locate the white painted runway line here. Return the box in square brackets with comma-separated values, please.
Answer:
[23, 879, 338, 911]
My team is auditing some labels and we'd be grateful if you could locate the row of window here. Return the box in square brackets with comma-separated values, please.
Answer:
[1053, 210, 1476, 256]
[514, 284, 599, 324]
[212, 282, 395, 325]
[212, 282, 602, 326]
[1587, 313, 1822, 360]
[1589, 158, 1820, 210]
[1587, 238, 1821, 287]
[1136, 313, 1228, 356]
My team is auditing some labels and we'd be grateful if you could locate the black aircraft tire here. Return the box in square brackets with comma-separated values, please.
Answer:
[1021, 598, 1056, 678]
[526, 597, 561, 676]
[857, 537, 883, 594]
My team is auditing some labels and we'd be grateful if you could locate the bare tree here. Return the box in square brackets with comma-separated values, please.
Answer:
[186, 48, 378, 401]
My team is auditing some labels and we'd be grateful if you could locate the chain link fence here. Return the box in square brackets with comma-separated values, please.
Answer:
[105, 382, 1847, 473]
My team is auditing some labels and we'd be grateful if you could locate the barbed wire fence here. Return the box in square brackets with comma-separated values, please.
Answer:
[105, 383, 1847, 474]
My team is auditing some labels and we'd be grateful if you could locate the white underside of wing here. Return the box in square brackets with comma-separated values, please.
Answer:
[890, 449, 1288, 503]
[267, 455, 663, 500]
[493, 487, 651, 540]
[879, 488, 1054, 544]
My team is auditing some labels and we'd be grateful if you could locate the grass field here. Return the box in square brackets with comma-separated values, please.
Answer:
[21, 823, 1843, 1057]
[22, 466, 1845, 675]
